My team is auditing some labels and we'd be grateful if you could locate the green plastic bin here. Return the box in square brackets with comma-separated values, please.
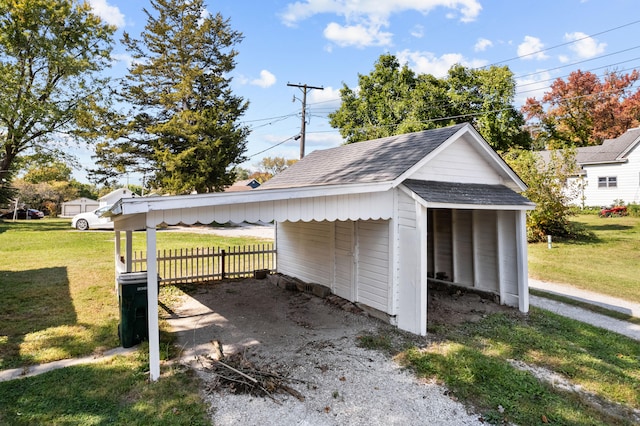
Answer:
[117, 272, 150, 348]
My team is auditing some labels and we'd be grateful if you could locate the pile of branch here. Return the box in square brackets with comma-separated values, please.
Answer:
[201, 340, 305, 404]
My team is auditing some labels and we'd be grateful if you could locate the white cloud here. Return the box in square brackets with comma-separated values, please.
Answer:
[323, 22, 392, 48]
[251, 70, 277, 88]
[474, 38, 493, 52]
[517, 36, 548, 60]
[111, 53, 134, 67]
[565, 32, 606, 59]
[396, 49, 487, 78]
[88, 0, 125, 28]
[309, 86, 342, 110]
[280, 0, 481, 47]
[411, 24, 425, 38]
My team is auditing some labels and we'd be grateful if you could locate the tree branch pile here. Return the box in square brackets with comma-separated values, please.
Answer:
[201, 341, 305, 404]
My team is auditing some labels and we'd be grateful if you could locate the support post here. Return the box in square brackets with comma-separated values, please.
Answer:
[516, 210, 530, 313]
[287, 82, 323, 159]
[146, 224, 160, 381]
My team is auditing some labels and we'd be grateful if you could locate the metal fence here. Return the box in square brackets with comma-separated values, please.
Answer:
[130, 243, 276, 284]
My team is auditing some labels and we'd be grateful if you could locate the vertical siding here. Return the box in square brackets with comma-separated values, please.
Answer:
[276, 220, 333, 286]
[452, 210, 474, 286]
[497, 211, 519, 301]
[356, 220, 390, 312]
[409, 136, 502, 184]
[334, 221, 355, 300]
[473, 210, 498, 292]
[432, 209, 453, 281]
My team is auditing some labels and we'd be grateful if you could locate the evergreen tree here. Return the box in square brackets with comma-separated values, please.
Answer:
[94, 0, 249, 194]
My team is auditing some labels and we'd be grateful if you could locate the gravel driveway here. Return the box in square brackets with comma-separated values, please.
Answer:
[166, 278, 484, 425]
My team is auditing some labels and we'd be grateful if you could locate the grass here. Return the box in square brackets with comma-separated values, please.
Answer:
[358, 308, 640, 425]
[0, 218, 270, 425]
[528, 214, 640, 303]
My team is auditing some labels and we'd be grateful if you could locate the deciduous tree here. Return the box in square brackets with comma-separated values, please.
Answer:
[93, 0, 249, 194]
[329, 54, 530, 150]
[522, 70, 640, 148]
[0, 0, 114, 205]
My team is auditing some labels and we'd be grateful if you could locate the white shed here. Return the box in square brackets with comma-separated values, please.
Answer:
[107, 123, 534, 381]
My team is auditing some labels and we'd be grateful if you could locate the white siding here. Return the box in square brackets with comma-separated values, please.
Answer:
[356, 220, 390, 313]
[410, 136, 503, 184]
[452, 210, 474, 286]
[497, 211, 519, 304]
[276, 220, 333, 286]
[579, 146, 640, 206]
[473, 210, 499, 293]
[432, 209, 453, 281]
[334, 221, 355, 300]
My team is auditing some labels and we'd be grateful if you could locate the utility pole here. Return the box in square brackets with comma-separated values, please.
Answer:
[288, 82, 323, 159]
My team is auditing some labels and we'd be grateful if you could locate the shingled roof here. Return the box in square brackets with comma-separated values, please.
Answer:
[540, 127, 640, 166]
[403, 180, 534, 207]
[260, 123, 467, 189]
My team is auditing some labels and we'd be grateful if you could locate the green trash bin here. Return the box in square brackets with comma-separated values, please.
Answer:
[117, 272, 150, 348]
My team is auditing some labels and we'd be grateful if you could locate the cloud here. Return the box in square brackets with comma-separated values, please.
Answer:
[564, 32, 606, 59]
[474, 38, 493, 52]
[515, 70, 552, 105]
[410, 24, 425, 38]
[111, 52, 134, 67]
[88, 0, 125, 28]
[324, 22, 392, 48]
[517, 36, 548, 60]
[280, 0, 482, 47]
[251, 70, 277, 88]
[396, 49, 487, 78]
[308, 86, 342, 110]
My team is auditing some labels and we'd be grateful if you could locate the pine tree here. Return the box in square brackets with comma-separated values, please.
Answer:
[95, 0, 249, 194]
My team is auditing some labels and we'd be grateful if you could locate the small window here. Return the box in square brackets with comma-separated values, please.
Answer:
[598, 176, 617, 188]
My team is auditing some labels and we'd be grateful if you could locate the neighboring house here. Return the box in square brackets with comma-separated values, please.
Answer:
[224, 179, 261, 192]
[99, 188, 136, 207]
[60, 197, 99, 217]
[107, 123, 534, 380]
[546, 128, 640, 207]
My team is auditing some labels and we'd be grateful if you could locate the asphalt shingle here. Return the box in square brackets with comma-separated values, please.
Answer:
[403, 179, 534, 207]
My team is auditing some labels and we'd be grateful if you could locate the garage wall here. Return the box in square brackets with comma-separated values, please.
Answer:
[497, 210, 520, 305]
[473, 210, 499, 293]
[356, 220, 390, 313]
[276, 220, 333, 287]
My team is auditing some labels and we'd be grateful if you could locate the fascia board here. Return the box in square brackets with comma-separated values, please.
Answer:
[110, 181, 394, 217]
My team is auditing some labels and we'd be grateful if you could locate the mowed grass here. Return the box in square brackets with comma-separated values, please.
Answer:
[0, 218, 272, 425]
[0, 218, 270, 370]
[528, 214, 640, 303]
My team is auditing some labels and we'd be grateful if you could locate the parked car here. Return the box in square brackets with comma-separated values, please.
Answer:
[71, 205, 114, 230]
[0, 208, 44, 220]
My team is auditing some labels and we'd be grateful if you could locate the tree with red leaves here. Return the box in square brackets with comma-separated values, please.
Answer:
[523, 70, 640, 148]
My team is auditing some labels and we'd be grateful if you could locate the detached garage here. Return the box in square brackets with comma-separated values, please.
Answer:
[108, 122, 534, 380]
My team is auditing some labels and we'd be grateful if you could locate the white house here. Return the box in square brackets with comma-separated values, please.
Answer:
[107, 123, 534, 381]
[560, 128, 640, 207]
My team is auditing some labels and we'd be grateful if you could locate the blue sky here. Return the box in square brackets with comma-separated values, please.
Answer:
[82, 0, 640, 185]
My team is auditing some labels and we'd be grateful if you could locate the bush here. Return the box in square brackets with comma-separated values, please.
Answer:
[627, 203, 640, 217]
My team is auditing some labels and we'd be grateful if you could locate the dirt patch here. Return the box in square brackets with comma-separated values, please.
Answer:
[164, 277, 499, 425]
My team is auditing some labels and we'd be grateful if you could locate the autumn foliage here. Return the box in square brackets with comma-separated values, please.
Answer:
[523, 70, 640, 148]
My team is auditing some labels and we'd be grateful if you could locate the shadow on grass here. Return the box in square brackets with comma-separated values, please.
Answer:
[0, 268, 78, 370]
[0, 219, 71, 233]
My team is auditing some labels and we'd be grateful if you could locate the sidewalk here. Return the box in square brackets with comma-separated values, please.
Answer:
[0, 346, 136, 383]
[529, 278, 640, 341]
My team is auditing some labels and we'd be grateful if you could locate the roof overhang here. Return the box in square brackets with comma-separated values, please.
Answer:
[401, 179, 535, 211]
[107, 181, 396, 231]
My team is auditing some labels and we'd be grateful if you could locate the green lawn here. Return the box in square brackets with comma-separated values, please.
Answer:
[528, 214, 640, 303]
[0, 218, 270, 425]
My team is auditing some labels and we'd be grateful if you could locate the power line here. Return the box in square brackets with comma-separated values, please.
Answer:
[486, 19, 640, 67]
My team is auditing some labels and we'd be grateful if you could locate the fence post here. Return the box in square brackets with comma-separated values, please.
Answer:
[221, 249, 226, 279]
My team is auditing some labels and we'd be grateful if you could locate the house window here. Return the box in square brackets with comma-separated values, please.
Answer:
[598, 176, 617, 188]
